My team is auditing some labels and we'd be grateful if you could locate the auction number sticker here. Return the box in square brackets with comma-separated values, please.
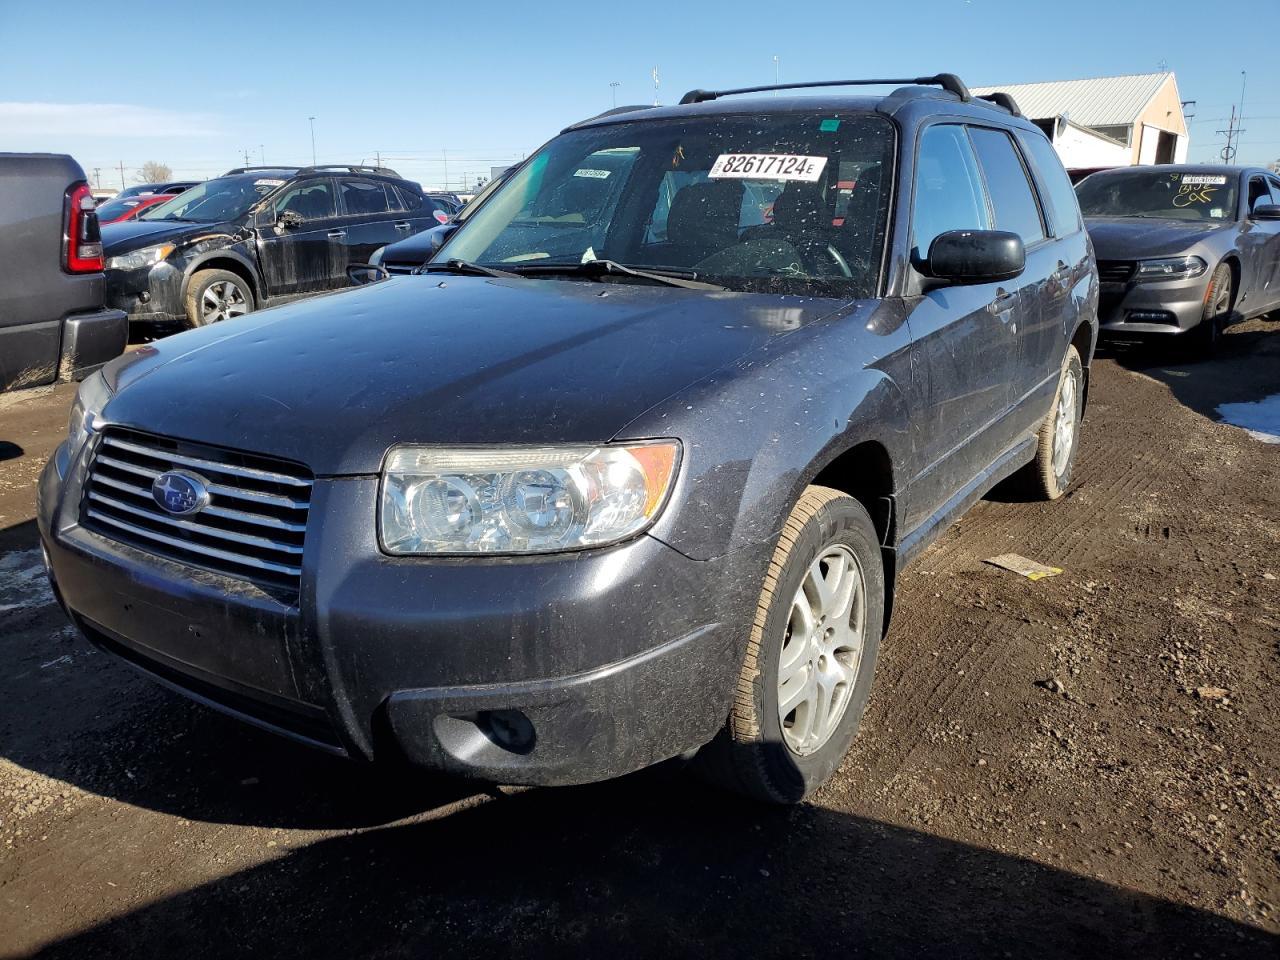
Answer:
[573, 168, 612, 179]
[1181, 175, 1227, 185]
[709, 153, 828, 182]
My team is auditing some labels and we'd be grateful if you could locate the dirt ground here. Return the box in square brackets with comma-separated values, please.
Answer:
[1, 320, 1278, 959]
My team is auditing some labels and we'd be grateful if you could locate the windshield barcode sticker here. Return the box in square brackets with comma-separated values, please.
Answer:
[573, 168, 611, 179]
[1181, 175, 1227, 185]
[254, 178, 286, 187]
[709, 154, 828, 182]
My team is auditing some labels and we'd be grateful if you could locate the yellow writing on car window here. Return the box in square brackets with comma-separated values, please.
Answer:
[1173, 182, 1217, 207]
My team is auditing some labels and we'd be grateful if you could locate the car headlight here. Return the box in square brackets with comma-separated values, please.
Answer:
[106, 243, 175, 272]
[1134, 256, 1206, 281]
[380, 442, 681, 555]
[66, 371, 112, 455]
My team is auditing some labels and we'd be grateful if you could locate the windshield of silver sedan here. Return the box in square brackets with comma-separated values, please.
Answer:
[435, 112, 895, 297]
[1076, 170, 1239, 222]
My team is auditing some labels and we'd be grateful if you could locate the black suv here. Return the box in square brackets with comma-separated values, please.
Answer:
[100, 165, 444, 327]
[40, 75, 1098, 803]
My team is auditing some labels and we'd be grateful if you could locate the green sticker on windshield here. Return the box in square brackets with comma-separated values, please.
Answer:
[820, 118, 841, 132]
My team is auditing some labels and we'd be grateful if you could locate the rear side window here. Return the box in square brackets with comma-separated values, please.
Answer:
[341, 179, 393, 216]
[1016, 130, 1082, 236]
[912, 124, 990, 261]
[969, 127, 1046, 245]
[396, 185, 424, 210]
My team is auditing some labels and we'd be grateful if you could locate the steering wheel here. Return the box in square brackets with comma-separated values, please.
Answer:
[824, 244, 853, 278]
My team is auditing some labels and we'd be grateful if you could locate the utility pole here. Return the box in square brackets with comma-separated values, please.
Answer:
[118, 161, 126, 189]
[652, 66, 660, 106]
[259, 144, 265, 164]
[442, 149, 449, 190]
[242, 148, 252, 166]
[308, 116, 317, 166]
[92, 167, 101, 189]
[1218, 106, 1244, 164]
[773, 55, 779, 93]
[610, 81, 620, 108]
[375, 151, 381, 167]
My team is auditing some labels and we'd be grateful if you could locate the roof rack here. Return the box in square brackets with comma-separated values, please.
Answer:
[297, 164, 402, 177]
[679, 74, 971, 105]
[977, 91, 1023, 117]
[224, 165, 300, 175]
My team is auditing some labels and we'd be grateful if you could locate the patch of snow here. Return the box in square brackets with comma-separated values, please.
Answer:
[0, 548, 53, 612]
[1217, 393, 1280, 444]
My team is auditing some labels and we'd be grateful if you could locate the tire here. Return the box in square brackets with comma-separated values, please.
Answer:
[1022, 344, 1084, 501]
[695, 486, 884, 804]
[1183, 262, 1232, 358]
[184, 269, 254, 328]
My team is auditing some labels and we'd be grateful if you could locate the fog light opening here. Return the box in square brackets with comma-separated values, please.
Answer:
[477, 710, 536, 755]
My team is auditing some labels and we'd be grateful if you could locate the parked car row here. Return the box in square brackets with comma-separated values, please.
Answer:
[40, 74, 1102, 803]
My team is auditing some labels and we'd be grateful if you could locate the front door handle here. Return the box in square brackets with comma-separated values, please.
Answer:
[327, 230, 347, 239]
[987, 288, 1015, 316]
[393, 221, 411, 231]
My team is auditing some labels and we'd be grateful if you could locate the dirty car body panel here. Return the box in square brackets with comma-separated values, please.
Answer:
[40, 85, 1097, 786]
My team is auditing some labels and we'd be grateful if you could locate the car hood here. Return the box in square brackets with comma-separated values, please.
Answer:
[101, 276, 853, 475]
[1084, 216, 1234, 261]
[102, 218, 238, 255]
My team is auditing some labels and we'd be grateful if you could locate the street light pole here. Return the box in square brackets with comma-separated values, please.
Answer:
[610, 81, 620, 108]
[773, 55, 779, 93]
[308, 116, 317, 166]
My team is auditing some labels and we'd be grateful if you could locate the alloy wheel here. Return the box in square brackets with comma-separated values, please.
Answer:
[777, 544, 866, 756]
[201, 280, 249, 323]
[1052, 364, 1080, 477]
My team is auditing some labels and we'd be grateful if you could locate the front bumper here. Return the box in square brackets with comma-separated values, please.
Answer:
[1097, 274, 1211, 336]
[37, 443, 750, 786]
[104, 260, 185, 324]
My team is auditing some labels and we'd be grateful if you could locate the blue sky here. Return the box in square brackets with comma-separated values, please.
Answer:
[2, 0, 1277, 190]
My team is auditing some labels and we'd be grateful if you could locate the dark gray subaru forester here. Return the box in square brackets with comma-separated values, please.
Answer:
[38, 75, 1098, 803]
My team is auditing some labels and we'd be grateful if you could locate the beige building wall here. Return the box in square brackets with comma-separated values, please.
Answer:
[1132, 76, 1188, 164]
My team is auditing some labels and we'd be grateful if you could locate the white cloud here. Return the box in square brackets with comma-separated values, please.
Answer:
[0, 102, 222, 139]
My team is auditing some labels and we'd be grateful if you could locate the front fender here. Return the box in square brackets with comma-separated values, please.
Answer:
[618, 300, 913, 563]
[179, 236, 262, 300]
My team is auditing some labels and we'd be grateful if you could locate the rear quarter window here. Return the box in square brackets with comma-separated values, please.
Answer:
[1016, 130, 1083, 236]
[968, 127, 1046, 245]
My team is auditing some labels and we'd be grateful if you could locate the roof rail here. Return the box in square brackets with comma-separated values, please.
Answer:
[976, 91, 1022, 117]
[563, 103, 657, 131]
[224, 165, 301, 175]
[297, 164, 403, 177]
[679, 74, 971, 105]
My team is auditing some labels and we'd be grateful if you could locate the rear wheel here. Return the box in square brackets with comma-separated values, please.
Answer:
[695, 486, 883, 804]
[185, 269, 253, 327]
[1022, 344, 1084, 501]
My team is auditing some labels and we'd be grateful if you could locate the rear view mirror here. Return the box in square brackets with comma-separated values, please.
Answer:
[427, 223, 458, 255]
[347, 263, 389, 286]
[926, 230, 1025, 285]
[1251, 204, 1280, 222]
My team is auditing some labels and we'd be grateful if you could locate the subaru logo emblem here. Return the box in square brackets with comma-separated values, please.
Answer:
[151, 471, 210, 517]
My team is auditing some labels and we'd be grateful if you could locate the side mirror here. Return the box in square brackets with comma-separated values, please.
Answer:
[925, 229, 1025, 285]
[1251, 204, 1280, 221]
[347, 263, 390, 286]
[427, 223, 458, 255]
[276, 210, 304, 230]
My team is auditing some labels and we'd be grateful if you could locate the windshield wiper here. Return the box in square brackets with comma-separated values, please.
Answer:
[511, 259, 726, 291]
[418, 259, 523, 279]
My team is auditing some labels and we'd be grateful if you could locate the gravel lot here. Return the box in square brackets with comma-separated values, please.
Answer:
[1, 321, 1278, 959]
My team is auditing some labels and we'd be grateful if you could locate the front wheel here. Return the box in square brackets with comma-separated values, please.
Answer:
[695, 486, 884, 804]
[1183, 262, 1232, 358]
[185, 269, 254, 328]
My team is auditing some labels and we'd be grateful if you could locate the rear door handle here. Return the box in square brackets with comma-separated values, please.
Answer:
[327, 230, 347, 239]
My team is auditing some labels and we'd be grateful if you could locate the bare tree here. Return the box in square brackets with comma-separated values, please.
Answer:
[136, 161, 173, 184]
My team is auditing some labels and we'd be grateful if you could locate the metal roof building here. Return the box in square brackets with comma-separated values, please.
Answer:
[972, 72, 1189, 170]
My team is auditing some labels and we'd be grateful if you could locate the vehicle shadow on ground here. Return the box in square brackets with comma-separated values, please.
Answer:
[1099, 316, 1280, 426]
[28, 770, 1277, 960]
[0, 441, 23, 462]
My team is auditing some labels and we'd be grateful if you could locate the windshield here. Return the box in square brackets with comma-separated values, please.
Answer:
[436, 112, 895, 297]
[141, 174, 285, 223]
[1076, 170, 1239, 222]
